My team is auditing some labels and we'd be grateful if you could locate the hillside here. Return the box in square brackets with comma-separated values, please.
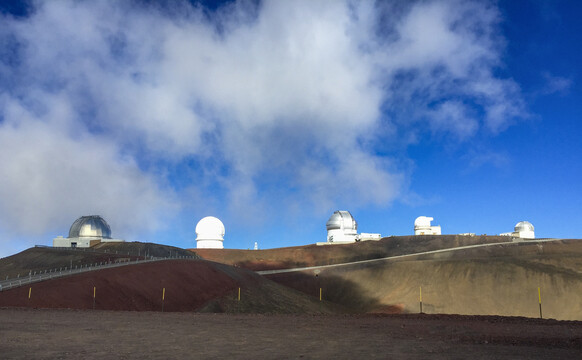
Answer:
[0, 242, 197, 279]
[3, 237, 582, 319]
[195, 237, 582, 320]
[193, 235, 513, 270]
[0, 259, 341, 314]
[263, 239, 582, 320]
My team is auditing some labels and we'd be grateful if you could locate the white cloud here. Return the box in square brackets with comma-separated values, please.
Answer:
[0, 0, 527, 250]
[541, 72, 572, 95]
[0, 94, 175, 245]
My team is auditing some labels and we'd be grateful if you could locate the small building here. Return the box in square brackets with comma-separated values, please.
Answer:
[53, 215, 124, 248]
[195, 216, 225, 249]
[359, 233, 382, 241]
[414, 216, 441, 235]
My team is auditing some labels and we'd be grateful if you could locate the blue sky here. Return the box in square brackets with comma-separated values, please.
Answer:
[0, 0, 580, 256]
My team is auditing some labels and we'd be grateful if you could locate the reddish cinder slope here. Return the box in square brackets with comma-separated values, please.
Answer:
[0, 259, 341, 313]
[193, 235, 514, 271]
[0, 260, 256, 312]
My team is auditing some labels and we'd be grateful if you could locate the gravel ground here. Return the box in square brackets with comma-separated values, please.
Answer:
[1, 308, 581, 359]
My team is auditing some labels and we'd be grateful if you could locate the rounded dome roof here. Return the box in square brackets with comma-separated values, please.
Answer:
[515, 221, 534, 232]
[68, 215, 112, 239]
[414, 216, 434, 228]
[196, 216, 225, 240]
[326, 211, 357, 231]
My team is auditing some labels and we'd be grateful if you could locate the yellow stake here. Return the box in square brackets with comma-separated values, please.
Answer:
[538, 287, 541, 304]
[93, 286, 96, 298]
[238, 287, 241, 301]
[162, 287, 165, 301]
[319, 288, 322, 301]
[28, 287, 31, 300]
[419, 286, 422, 302]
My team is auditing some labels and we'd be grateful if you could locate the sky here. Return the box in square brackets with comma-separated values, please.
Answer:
[0, 0, 580, 257]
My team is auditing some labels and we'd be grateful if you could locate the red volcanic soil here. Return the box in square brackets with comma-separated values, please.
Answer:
[0, 260, 243, 311]
[0, 259, 339, 313]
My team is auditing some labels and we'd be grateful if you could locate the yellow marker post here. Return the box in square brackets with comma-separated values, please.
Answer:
[28, 287, 32, 300]
[319, 288, 322, 301]
[538, 287, 542, 319]
[93, 286, 96, 310]
[419, 286, 423, 314]
[238, 287, 241, 301]
[162, 288, 165, 312]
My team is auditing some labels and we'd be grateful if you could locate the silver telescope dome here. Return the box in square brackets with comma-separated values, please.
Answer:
[326, 210, 357, 231]
[514, 221, 534, 233]
[68, 215, 112, 239]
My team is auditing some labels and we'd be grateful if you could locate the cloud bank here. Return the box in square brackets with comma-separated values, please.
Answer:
[0, 0, 525, 249]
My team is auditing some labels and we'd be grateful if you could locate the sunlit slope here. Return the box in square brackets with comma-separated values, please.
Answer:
[0, 259, 341, 314]
[266, 240, 582, 320]
[194, 235, 513, 270]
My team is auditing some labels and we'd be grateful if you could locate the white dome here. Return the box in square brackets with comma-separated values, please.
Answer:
[414, 216, 434, 229]
[515, 221, 534, 233]
[196, 216, 225, 241]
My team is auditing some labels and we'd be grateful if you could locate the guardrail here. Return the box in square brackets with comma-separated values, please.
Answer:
[0, 256, 197, 292]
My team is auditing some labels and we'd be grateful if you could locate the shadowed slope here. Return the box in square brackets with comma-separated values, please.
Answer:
[263, 240, 582, 320]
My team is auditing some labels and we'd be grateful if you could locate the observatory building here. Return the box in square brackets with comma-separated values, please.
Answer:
[414, 216, 441, 235]
[53, 215, 124, 248]
[318, 210, 382, 245]
[325, 210, 358, 244]
[501, 221, 535, 239]
[196, 216, 225, 249]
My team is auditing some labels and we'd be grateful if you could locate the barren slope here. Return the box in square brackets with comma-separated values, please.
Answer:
[193, 235, 513, 270]
[265, 240, 582, 320]
[0, 259, 340, 314]
[0, 242, 197, 279]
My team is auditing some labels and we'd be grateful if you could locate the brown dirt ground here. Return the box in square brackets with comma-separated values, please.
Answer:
[0, 308, 581, 359]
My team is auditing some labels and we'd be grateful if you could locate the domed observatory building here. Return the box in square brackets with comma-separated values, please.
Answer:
[414, 216, 441, 235]
[196, 216, 225, 249]
[514, 221, 535, 239]
[325, 210, 358, 244]
[53, 215, 124, 248]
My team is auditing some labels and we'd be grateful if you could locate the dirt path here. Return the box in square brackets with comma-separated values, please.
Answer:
[1, 308, 581, 359]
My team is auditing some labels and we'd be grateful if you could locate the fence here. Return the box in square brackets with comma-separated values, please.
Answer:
[0, 255, 197, 292]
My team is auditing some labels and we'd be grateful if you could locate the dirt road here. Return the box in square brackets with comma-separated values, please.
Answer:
[1, 308, 581, 359]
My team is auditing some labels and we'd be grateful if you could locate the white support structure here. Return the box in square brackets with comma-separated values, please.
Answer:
[414, 216, 441, 235]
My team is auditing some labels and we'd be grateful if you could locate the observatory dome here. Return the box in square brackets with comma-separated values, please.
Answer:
[68, 215, 112, 239]
[515, 221, 534, 233]
[326, 211, 357, 231]
[414, 216, 441, 235]
[325, 210, 358, 244]
[196, 216, 225, 249]
[414, 216, 433, 229]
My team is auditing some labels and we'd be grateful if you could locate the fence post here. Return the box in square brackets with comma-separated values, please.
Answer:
[162, 288, 165, 312]
[538, 287, 543, 319]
